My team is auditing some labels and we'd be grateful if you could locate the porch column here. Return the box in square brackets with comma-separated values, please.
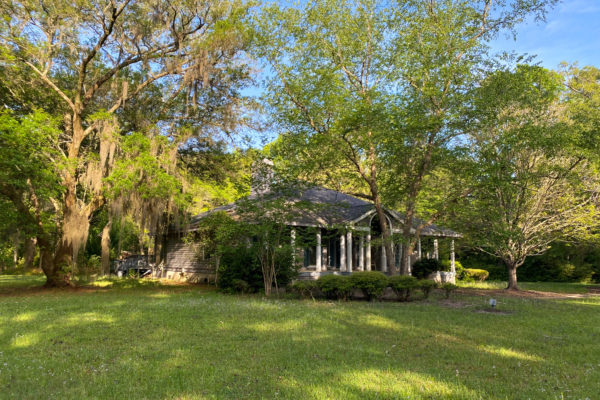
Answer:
[407, 253, 411, 275]
[417, 237, 422, 260]
[359, 235, 364, 271]
[291, 229, 296, 266]
[366, 233, 371, 271]
[381, 245, 387, 273]
[316, 229, 322, 272]
[398, 244, 403, 271]
[346, 231, 353, 273]
[450, 239, 456, 274]
[433, 239, 439, 260]
[340, 233, 346, 272]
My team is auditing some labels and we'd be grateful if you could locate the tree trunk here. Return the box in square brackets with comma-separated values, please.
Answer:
[101, 217, 112, 276]
[49, 113, 97, 287]
[373, 201, 396, 274]
[154, 219, 163, 266]
[12, 245, 18, 268]
[506, 263, 519, 290]
[23, 237, 37, 270]
[11, 231, 19, 268]
[365, 152, 397, 275]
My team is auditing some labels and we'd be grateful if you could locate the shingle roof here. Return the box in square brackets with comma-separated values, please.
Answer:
[183, 185, 461, 238]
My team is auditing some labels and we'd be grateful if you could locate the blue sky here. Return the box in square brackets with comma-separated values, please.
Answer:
[241, 0, 600, 147]
[490, 0, 600, 68]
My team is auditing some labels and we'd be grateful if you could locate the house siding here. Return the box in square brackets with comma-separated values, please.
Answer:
[163, 235, 216, 282]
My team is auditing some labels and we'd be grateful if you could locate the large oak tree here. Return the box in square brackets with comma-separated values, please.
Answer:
[0, 0, 253, 286]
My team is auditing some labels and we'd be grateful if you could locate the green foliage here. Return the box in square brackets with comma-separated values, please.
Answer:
[217, 246, 263, 294]
[290, 280, 319, 299]
[388, 275, 419, 301]
[462, 269, 490, 282]
[317, 275, 352, 301]
[412, 259, 444, 279]
[459, 64, 600, 289]
[231, 279, 251, 294]
[418, 280, 437, 299]
[441, 259, 464, 277]
[348, 271, 388, 301]
[441, 283, 458, 299]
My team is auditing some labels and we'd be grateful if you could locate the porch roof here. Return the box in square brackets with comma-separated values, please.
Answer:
[184, 185, 461, 238]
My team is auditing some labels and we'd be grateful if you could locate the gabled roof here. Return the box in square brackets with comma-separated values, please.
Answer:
[184, 184, 461, 238]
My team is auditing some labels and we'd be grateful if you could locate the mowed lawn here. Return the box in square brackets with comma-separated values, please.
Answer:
[0, 276, 599, 399]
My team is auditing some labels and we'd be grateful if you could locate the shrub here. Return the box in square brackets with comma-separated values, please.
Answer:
[217, 246, 263, 293]
[418, 279, 437, 299]
[349, 271, 389, 301]
[463, 268, 489, 281]
[441, 282, 458, 299]
[412, 258, 444, 279]
[231, 279, 250, 294]
[317, 275, 352, 300]
[290, 280, 319, 299]
[441, 259, 464, 277]
[389, 275, 419, 301]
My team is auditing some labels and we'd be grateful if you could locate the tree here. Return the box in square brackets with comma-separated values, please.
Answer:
[0, 110, 63, 278]
[0, 0, 253, 285]
[207, 198, 298, 296]
[460, 65, 600, 290]
[254, 0, 557, 275]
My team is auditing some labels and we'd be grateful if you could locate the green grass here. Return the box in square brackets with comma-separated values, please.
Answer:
[457, 280, 598, 293]
[1, 276, 599, 399]
[0, 274, 45, 289]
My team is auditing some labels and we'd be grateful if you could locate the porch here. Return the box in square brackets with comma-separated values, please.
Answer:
[294, 227, 457, 280]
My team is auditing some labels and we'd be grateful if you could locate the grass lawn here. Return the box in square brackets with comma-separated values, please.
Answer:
[1, 276, 599, 399]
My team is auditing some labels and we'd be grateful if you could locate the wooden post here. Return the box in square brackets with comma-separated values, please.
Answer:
[359, 235, 364, 271]
[450, 239, 455, 274]
[417, 237, 422, 260]
[316, 229, 322, 272]
[366, 233, 371, 271]
[291, 229, 296, 266]
[346, 231, 353, 273]
[434, 239, 439, 260]
[340, 233, 346, 272]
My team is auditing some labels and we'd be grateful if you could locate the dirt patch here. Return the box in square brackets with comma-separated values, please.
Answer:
[438, 299, 473, 308]
[586, 286, 600, 295]
[0, 285, 101, 297]
[0, 280, 211, 297]
[456, 288, 592, 300]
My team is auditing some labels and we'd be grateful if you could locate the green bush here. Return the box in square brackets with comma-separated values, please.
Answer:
[441, 259, 464, 277]
[463, 268, 489, 281]
[317, 275, 352, 300]
[231, 279, 250, 293]
[217, 244, 297, 293]
[217, 246, 263, 293]
[418, 279, 437, 299]
[290, 280, 319, 299]
[441, 282, 458, 299]
[389, 275, 419, 301]
[412, 258, 444, 279]
[349, 271, 389, 301]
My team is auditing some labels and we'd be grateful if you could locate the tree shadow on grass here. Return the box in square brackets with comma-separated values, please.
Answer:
[0, 289, 598, 399]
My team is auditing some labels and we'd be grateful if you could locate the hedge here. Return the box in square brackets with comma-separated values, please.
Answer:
[348, 271, 389, 300]
[317, 274, 352, 300]
[463, 268, 489, 281]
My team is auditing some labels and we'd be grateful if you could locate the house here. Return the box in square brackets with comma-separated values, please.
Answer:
[162, 181, 461, 283]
